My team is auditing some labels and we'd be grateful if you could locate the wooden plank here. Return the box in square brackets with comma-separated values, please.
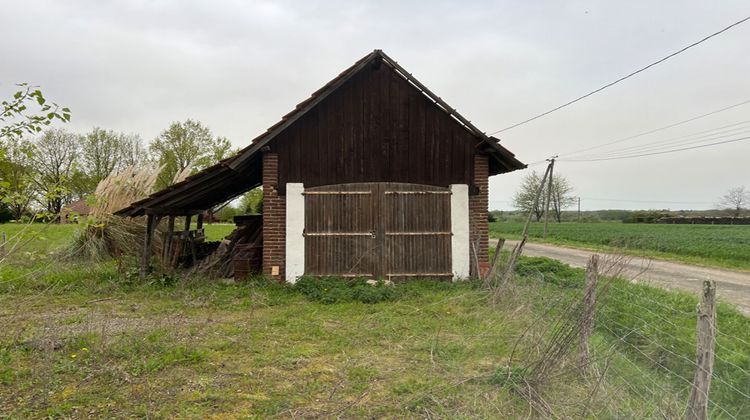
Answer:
[385, 232, 451, 236]
[304, 232, 373, 237]
[387, 273, 453, 277]
[384, 191, 451, 195]
[307, 273, 373, 278]
[303, 191, 371, 195]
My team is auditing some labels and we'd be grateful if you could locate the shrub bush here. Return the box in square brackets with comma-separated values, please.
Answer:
[514, 256, 582, 288]
[293, 276, 399, 304]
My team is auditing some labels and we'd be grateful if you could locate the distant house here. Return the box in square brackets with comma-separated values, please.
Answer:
[62, 198, 91, 224]
[117, 50, 526, 281]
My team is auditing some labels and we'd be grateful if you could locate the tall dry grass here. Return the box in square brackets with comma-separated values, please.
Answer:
[67, 165, 189, 263]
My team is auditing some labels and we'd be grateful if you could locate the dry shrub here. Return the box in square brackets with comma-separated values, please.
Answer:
[492, 253, 637, 417]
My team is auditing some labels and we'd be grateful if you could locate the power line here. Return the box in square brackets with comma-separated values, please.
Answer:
[489, 16, 750, 135]
[580, 197, 715, 204]
[561, 99, 750, 158]
[562, 135, 750, 162]
[521, 116, 750, 167]
[570, 123, 750, 160]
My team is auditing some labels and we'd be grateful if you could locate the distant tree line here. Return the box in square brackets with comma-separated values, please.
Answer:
[507, 168, 749, 224]
[1, 85, 237, 222]
[0, 121, 234, 222]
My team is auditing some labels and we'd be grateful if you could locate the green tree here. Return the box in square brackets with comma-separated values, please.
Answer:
[239, 187, 263, 214]
[149, 119, 233, 189]
[1, 83, 70, 143]
[0, 138, 36, 219]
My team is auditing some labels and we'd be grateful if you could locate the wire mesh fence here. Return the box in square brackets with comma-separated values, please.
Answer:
[485, 248, 750, 419]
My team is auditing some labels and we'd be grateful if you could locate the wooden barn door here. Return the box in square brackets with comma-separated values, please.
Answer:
[304, 184, 377, 277]
[304, 183, 452, 280]
[383, 183, 452, 281]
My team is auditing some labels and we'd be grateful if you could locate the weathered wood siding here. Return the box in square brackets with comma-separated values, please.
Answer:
[304, 182, 452, 280]
[272, 61, 480, 193]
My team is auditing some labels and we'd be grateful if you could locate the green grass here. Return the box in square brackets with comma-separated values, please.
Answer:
[1, 222, 748, 417]
[0, 223, 83, 254]
[0, 222, 234, 253]
[490, 221, 750, 270]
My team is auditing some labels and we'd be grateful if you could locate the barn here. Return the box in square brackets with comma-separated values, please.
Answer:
[116, 50, 526, 282]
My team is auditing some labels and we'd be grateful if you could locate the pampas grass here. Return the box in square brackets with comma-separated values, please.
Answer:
[65, 164, 187, 263]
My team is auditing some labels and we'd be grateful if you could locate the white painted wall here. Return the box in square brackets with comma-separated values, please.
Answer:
[450, 184, 470, 280]
[285, 183, 305, 283]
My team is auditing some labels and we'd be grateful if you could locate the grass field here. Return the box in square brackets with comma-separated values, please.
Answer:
[490, 221, 750, 271]
[1, 222, 749, 417]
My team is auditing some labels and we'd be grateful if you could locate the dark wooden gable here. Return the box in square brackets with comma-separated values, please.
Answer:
[116, 50, 525, 218]
[270, 57, 479, 192]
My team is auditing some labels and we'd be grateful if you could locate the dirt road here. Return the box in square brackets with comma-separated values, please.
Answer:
[502, 240, 750, 315]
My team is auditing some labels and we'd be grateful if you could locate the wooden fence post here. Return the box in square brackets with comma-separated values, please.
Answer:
[1, 231, 6, 257]
[580, 254, 599, 370]
[485, 237, 505, 285]
[685, 280, 716, 420]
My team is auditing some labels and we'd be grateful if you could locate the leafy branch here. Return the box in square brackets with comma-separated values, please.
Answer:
[0, 83, 71, 141]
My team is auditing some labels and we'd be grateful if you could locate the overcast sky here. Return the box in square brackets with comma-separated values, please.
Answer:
[2, 1, 749, 211]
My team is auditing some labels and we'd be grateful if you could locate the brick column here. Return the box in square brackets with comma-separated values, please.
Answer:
[469, 154, 489, 277]
[262, 152, 285, 281]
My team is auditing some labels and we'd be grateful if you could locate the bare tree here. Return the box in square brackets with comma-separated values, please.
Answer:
[119, 133, 148, 168]
[719, 186, 749, 217]
[550, 176, 576, 222]
[29, 128, 80, 217]
[513, 170, 545, 221]
[78, 128, 148, 194]
[513, 171, 575, 222]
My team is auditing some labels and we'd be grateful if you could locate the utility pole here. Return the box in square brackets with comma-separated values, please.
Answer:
[577, 196, 581, 222]
[543, 156, 556, 239]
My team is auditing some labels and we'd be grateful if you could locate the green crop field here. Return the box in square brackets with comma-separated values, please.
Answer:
[1, 222, 749, 417]
[490, 222, 750, 271]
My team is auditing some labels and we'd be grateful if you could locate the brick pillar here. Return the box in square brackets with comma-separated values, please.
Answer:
[469, 154, 489, 277]
[262, 152, 285, 281]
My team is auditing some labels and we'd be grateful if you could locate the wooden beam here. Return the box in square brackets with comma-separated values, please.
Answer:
[164, 215, 175, 264]
[685, 280, 717, 420]
[196, 213, 204, 230]
[145, 208, 205, 216]
[141, 214, 158, 277]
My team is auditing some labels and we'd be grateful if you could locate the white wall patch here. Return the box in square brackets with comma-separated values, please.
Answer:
[450, 184, 470, 280]
[285, 183, 305, 283]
